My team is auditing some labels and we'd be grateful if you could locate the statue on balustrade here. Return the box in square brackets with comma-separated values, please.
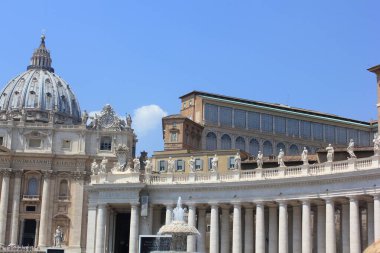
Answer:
[167, 157, 175, 173]
[278, 149, 286, 167]
[133, 157, 140, 172]
[234, 152, 241, 170]
[99, 157, 108, 174]
[82, 110, 88, 125]
[257, 151, 263, 169]
[144, 159, 153, 174]
[91, 159, 99, 175]
[54, 226, 63, 247]
[347, 139, 356, 158]
[188, 156, 196, 173]
[301, 147, 309, 165]
[374, 133, 380, 156]
[211, 154, 218, 172]
[326, 144, 334, 162]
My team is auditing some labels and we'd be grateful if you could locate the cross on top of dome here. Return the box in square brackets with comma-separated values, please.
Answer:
[27, 34, 54, 73]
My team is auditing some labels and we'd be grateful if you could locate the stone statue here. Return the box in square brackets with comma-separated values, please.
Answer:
[82, 110, 88, 125]
[144, 159, 153, 174]
[347, 139, 356, 158]
[278, 149, 286, 167]
[126, 114, 132, 127]
[234, 152, 241, 170]
[92, 114, 99, 129]
[91, 159, 99, 175]
[54, 226, 63, 247]
[211, 154, 218, 172]
[133, 157, 140, 172]
[374, 134, 380, 156]
[301, 147, 309, 165]
[326, 144, 334, 162]
[167, 157, 175, 173]
[99, 157, 108, 174]
[188, 156, 196, 173]
[257, 151, 263, 169]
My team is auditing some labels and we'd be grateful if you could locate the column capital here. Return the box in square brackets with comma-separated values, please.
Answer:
[209, 202, 219, 208]
[254, 201, 265, 207]
[12, 169, 23, 178]
[277, 200, 287, 206]
[0, 168, 12, 176]
[130, 202, 140, 208]
[373, 194, 380, 200]
[41, 170, 53, 178]
[349, 196, 359, 202]
[323, 197, 335, 204]
[165, 204, 174, 209]
[301, 199, 310, 205]
[231, 202, 242, 208]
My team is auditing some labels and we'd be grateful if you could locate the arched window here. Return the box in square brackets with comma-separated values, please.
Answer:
[235, 137, 245, 151]
[276, 143, 286, 155]
[249, 139, 260, 156]
[289, 144, 299, 156]
[263, 141, 273, 157]
[59, 180, 69, 197]
[27, 178, 38, 195]
[221, 134, 232, 150]
[206, 132, 217, 151]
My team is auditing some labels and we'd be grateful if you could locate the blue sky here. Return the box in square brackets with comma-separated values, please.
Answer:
[0, 0, 379, 155]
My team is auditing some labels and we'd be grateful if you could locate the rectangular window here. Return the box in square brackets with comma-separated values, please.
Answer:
[26, 206, 36, 212]
[287, 118, 299, 137]
[100, 136, 112, 151]
[234, 109, 246, 129]
[336, 127, 347, 145]
[159, 160, 166, 172]
[248, 112, 260, 130]
[228, 157, 235, 169]
[220, 106, 232, 127]
[347, 129, 359, 144]
[176, 160, 184, 171]
[300, 121, 311, 139]
[195, 158, 202, 170]
[359, 131, 370, 146]
[274, 116, 286, 134]
[62, 140, 71, 149]
[325, 125, 335, 143]
[313, 123, 324, 141]
[261, 114, 273, 133]
[204, 103, 218, 124]
[170, 132, 178, 142]
[29, 139, 42, 148]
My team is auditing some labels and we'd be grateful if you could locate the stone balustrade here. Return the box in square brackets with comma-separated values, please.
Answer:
[90, 155, 379, 185]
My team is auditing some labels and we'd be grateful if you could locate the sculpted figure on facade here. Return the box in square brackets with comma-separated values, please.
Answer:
[144, 159, 153, 174]
[188, 156, 196, 173]
[91, 159, 99, 175]
[257, 151, 263, 169]
[54, 226, 64, 247]
[374, 133, 380, 156]
[133, 157, 140, 172]
[301, 147, 309, 165]
[99, 157, 108, 174]
[347, 139, 357, 158]
[234, 152, 241, 170]
[211, 154, 218, 172]
[278, 149, 286, 167]
[326, 144, 334, 162]
[167, 157, 175, 173]
[114, 144, 129, 171]
[126, 114, 132, 128]
[82, 110, 88, 125]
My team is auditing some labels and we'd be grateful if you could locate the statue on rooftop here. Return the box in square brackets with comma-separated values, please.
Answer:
[133, 157, 140, 172]
[347, 139, 356, 158]
[211, 154, 218, 172]
[82, 110, 88, 125]
[301, 147, 309, 165]
[99, 157, 108, 174]
[234, 152, 241, 170]
[167, 157, 175, 173]
[257, 151, 263, 169]
[188, 156, 196, 172]
[326, 144, 334, 162]
[91, 159, 99, 175]
[54, 226, 63, 247]
[278, 149, 286, 167]
[144, 159, 153, 174]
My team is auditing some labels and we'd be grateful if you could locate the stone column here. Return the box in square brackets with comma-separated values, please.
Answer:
[341, 203, 349, 253]
[292, 205, 302, 253]
[165, 205, 173, 225]
[368, 201, 375, 246]
[268, 206, 278, 253]
[9, 170, 22, 245]
[38, 170, 52, 247]
[374, 195, 380, 240]
[349, 197, 361, 253]
[221, 206, 230, 253]
[302, 200, 311, 253]
[255, 202, 265, 253]
[187, 205, 196, 252]
[19, 219, 25, 245]
[34, 220, 40, 247]
[317, 205, 326, 253]
[86, 204, 98, 253]
[210, 204, 219, 253]
[129, 204, 139, 253]
[232, 203, 242, 253]
[69, 174, 85, 248]
[95, 204, 107, 253]
[278, 201, 288, 253]
[0, 169, 11, 246]
[197, 208, 207, 253]
[325, 198, 336, 253]
[244, 207, 254, 253]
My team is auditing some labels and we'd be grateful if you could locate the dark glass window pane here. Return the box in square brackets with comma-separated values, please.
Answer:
[359, 131, 370, 146]
[300, 121, 311, 139]
[206, 132, 217, 150]
[249, 139, 260, 156]
[347, 129, 358, 144]
[325, 125, 335, 144]
[220, 106, 232, 127]
[336, 127, 347, 145]
[234, 109, 246, 129]
[289, 144, 299, 155]
[313, 123, 324, 141]
[248, 112, 260, 130]
[204, 103, 218, 124]
[235, 137, 245, 151]
[274, 116, 286, 134]
[261, 114, 273, 133]
[287, 118, 299, 137]
[263, 141, 273, 156]
[221, 134, 232, 149]
[276, 143, 286, 155]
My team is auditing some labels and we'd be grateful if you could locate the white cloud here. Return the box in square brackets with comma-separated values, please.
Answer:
[133, 105, 168, 137]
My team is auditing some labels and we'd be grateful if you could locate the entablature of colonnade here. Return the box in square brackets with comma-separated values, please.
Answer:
[87, 156, 380, 205]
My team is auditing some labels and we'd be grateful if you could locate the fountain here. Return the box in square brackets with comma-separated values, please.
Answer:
[153, 197, 200, 252]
